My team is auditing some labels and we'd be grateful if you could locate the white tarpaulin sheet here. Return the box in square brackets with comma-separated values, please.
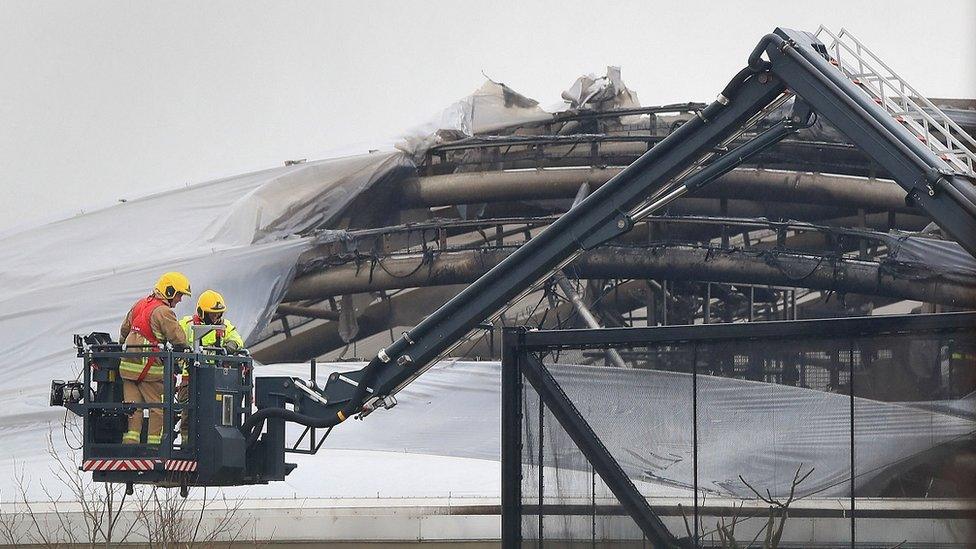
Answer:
[546, 365, 975, 498]
[395, 68, 642, 161]
[396, 79, 553, 160]
[2, 356, 972, 502]
[561, 66, 640, 110]
[233, 361, 972, 500]
[0, 152, 412, 479]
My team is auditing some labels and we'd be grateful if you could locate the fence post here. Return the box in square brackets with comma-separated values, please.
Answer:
[501, 327, 525, 549]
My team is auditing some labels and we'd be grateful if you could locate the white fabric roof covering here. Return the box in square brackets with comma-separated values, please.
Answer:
[4, 360, 971, 502]
[0, 152, 412, 503]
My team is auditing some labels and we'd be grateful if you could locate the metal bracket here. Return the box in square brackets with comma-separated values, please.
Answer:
[788, 98, 815, 128]
[356, 394, 397, 420]
[337, 374, 373, 394]
[923, 167, 955, 197]
[578, 211, 633, 250]
[293, 379, 329, 406]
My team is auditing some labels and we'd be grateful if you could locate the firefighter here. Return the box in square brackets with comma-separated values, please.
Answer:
[949, 336, 976, 396]
[119, 272, 191, 445]
[176, 290, 246, 444]
[178, 290, 245, 353]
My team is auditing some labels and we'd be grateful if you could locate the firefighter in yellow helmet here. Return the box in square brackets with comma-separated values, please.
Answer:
[119, 272, 191, 445]
[179, 290, 245, 353]
[176, 290, 246, 444]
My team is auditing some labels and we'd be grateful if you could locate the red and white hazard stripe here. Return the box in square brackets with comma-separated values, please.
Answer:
[82, 459, 198, 473]
[82, 459, 156, 472]
[164, 460, 198, 472]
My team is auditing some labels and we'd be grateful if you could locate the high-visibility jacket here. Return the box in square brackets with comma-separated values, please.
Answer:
[119, 293, 187, 382]
[950, 340, 975, 366]
[179, 315, 245, 354]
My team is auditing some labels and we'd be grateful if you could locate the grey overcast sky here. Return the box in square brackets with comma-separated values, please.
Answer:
[1, 1, 973, 233]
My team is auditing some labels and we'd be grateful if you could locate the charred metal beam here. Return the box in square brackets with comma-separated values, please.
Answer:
[268, 280, 907, 362]
[263, 289, 578, 363]
[286, 245, 976, 308]
[404, 168, 914, 212]
[275, 304, 340, 321]
[483, 198, 928, 230]
[295, 212, 929, 280]
[459, 279, 665, 358]
[619, 213, 931, 247]
[553, 274, 628, 368]
[425, 137, 875, 177]
[254, 285, 464, 364]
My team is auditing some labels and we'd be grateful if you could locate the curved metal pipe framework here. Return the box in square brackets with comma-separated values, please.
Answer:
[404, 168, 914, 212]
[285, 244, 976, 308]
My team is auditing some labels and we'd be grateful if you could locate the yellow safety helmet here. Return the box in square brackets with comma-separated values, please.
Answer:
[196, 290, 227, 318]
[155, 272, 192, 300]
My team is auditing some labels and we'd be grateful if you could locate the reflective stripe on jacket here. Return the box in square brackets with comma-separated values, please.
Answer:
[179, 315, 245, 352]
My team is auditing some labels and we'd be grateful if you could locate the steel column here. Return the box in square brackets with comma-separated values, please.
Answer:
[501, 328, 523, 548]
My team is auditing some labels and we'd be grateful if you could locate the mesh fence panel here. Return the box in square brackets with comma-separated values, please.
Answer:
[848, 332, 975, 546]
[521, 349, 652, 547]
[510, 315, 976, 547]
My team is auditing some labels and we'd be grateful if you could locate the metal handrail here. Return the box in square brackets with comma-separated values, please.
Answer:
[816, 27, 974, 157]
[79, 348, 251, 458]
[815, 26, 976, 175]
[829, 27, 976, 148]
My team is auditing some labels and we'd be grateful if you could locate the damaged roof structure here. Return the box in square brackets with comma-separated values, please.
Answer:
[251, 71, 976, 367]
